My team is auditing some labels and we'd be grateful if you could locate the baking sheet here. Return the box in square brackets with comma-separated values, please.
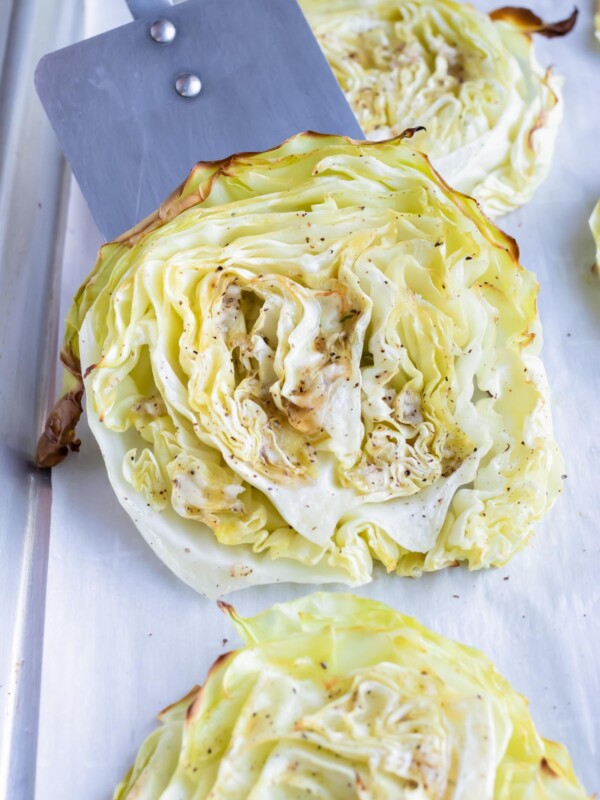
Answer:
[35, 0, 600, 795]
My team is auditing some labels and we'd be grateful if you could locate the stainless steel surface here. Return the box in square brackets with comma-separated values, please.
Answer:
[174, 71, 201, 97]
[0, 1, 82, 799]
[149, 18, 177, 43]
[126, 0, 175, 20]
[33, 0, 363, 241]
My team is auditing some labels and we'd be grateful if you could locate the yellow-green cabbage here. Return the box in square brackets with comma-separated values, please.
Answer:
[590, 199, 600, 272]
[114, 593, 590, 799]
[38, 133, 563, 597]
[300, 0, 576, 217]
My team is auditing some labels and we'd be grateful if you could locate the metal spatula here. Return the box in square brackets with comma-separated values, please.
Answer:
[34, 0, 362, 241]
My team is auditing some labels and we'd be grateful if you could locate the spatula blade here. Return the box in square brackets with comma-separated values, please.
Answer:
[35, 0, 363, 241]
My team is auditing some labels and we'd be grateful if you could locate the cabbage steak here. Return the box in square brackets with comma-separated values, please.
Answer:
[37, 132, 563, 596]
[114, 593, 590, 799]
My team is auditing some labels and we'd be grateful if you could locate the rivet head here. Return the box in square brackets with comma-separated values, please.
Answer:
[149, 19, 176, 44]
[175, 73, 202, 98]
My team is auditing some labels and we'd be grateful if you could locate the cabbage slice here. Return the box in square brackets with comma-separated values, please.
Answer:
[114, 593, 590, 800]
[38, 132, 563, 596]
[300, 0, 577, 217]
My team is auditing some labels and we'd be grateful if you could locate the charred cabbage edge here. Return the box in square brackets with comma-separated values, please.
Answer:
[590, 199, 600, 273]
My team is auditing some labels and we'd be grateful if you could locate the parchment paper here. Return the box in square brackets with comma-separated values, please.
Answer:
[35, 1, 600, 795]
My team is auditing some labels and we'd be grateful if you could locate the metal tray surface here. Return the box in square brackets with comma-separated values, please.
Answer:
[1, 1, 598, 798]
[0, 1, 82, 799]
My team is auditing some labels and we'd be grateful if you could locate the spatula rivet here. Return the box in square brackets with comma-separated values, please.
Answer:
[175, 73, 202, 98]
[149, 19, 177, 44]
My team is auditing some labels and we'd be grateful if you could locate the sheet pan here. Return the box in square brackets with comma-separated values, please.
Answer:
[26, 0, 600, 796]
